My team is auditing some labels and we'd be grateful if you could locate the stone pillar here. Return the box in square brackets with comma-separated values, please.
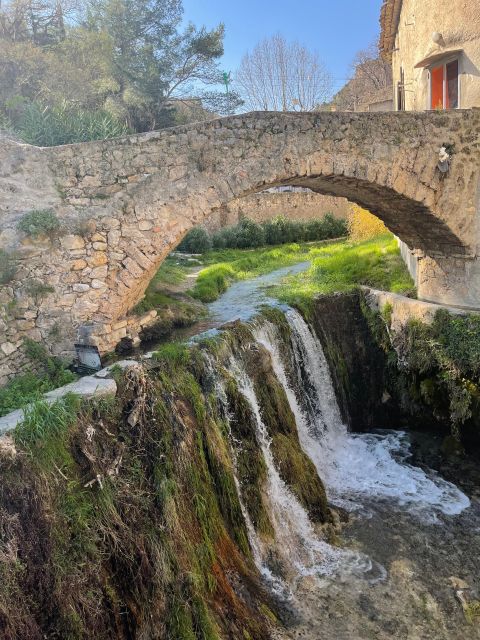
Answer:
[417, 255, 480, 310]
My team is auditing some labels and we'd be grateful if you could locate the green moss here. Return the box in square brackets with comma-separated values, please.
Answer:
[225, 378, 274, 539]
[251, 363, 329, 523]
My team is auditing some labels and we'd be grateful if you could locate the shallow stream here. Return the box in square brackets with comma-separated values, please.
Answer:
[177, 263, 480, 638]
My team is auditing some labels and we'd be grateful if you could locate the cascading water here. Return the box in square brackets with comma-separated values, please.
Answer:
[253, 308, 470, 521]
[224, 356, 377, 593]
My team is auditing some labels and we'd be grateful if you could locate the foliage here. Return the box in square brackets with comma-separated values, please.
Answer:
[0, 0, 240, 139]
[399, 310, 480, 430]
[17, 208, 60, 237]
[0, 248, 16, 284]
[347, 205, 389, 242]
[332, 41, 392, 111]
[0, 339, 76, 417]
[193, 263, 236, 302]
[225, 218, 265, 249]
[175, 215, 347, 255]
[177, 227, 212, 253]
[15, 101, 128, 146]
[14, 394, 81, 459]
[273, 234, 415, 314]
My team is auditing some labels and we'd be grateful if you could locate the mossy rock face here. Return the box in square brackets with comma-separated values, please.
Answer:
[0, 357, 277, 640]
[243, 344, 330, 524]
[225, 378, 274, 539]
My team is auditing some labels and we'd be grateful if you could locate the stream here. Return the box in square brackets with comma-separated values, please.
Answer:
[181, 262, 479, 638]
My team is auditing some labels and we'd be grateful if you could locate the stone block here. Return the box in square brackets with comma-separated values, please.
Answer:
[1, 342, 17, 356]
[71, 259, 87, 271]
[88, 252, 108, 267]
[61, 235, 85, 250]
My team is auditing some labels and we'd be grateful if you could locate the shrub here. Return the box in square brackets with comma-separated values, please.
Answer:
[211, 226, 238, 249]
[17, 209, 60, 238]
[177, 227, 212, 253]
[0, 249, 16, 285]
[231, 218, 265, 248]
[14, 101, 128, 147]
[348, 205, 388, 242]
[262, 216, 298, 245]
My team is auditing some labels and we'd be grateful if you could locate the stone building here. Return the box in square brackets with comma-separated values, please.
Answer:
[380, 0, 480, 286]
[380, 0, 480, 111]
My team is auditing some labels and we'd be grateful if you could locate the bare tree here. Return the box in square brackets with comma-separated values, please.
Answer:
[236, 34, 332, 112]
[334, 41, 392, 111]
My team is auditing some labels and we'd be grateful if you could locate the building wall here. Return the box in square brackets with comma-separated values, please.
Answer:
[203, 192, 350, 233]
[392, 0, 480, 111]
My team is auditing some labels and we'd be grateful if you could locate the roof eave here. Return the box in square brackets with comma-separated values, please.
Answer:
[379, 0, 403, 63]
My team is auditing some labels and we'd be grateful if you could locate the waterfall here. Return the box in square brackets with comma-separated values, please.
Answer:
[253, 309, 470, 520]
[224, 356, 375, 590]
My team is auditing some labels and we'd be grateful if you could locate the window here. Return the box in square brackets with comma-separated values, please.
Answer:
[430, 59, 459, 109]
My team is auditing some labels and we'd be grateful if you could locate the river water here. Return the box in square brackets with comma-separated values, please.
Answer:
[194, 263, 480, 638]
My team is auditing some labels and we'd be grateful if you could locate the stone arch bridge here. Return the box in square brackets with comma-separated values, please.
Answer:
[1, 110, 479, 380]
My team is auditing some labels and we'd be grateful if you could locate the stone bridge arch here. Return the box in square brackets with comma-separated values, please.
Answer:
[0, 110, 479, 378]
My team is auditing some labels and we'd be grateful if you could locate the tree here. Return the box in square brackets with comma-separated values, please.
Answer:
[0, 0, 77, 45]
[236, 34, 332, 112]
[333, 41, 392, 111]
[85, 0, 242, 129]
[0, 0, 242, 137]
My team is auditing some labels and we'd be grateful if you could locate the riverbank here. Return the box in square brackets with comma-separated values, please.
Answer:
[1, 299, 478, 639]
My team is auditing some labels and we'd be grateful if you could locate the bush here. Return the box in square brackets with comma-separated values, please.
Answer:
[177, 227, 212, 253]
[211, 226, 238, 249]
[262, 216, 298, 245]
[0, 249, 16, 285]
[17, 209, 60, 238]
[231, 218, 265, 248]
[13, 101, 128, 147]
[178, 214, 347, 254]
[348, 205, 388, 241]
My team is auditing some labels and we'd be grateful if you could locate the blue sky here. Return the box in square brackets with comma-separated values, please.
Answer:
[182, 0, 384, 94]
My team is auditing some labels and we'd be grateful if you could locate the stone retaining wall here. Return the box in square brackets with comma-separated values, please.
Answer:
[203, 192, 349, 232]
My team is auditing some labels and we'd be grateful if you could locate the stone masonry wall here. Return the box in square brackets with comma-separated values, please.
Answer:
[0, 109, 479, 382]
[203, 191, 349, 232]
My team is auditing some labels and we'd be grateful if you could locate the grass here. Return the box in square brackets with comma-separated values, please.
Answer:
[190, 240, 343, 303]
[0, 341, 77, 417]
[271, 234, 415, 316]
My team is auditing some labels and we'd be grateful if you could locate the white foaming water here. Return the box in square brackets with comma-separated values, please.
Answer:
[203, 353, 290, 597]
[228, 358, 375, 588]
[253, 309, 470, 520]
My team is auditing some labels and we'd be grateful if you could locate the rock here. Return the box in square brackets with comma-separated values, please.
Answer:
[73, 283, 90, 293]
[71, 259, 87, 271]
[1, 342, 17, 356]
[61, 235, 85, 250]
[88, 252, 108, 267]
